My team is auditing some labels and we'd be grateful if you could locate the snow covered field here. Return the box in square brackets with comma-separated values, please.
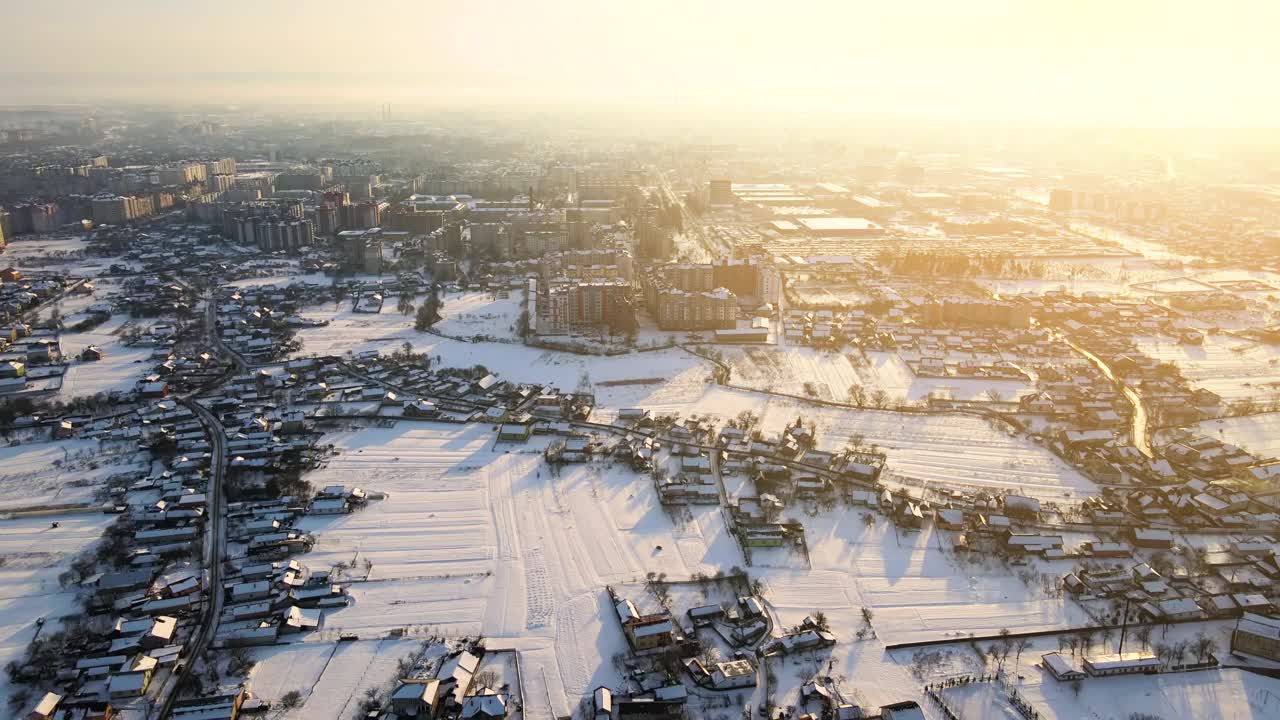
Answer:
[434, 291, 522, 340]
[796, 515, 1086, 645]
[1021, 667, 1280, 720]
[0, 511, 112, 703]
[719, 346, 1035, 403]
[248, 638, 425, 719]
[597, 384, 1096, 499]
[57, 315, 155, 399]
[290, 309, 711, 392]
[1135, 333, 1280, 402]
[1190, 412, 1280, 461]
[290, 422, 742, 719]
[0, 437, 145, 510]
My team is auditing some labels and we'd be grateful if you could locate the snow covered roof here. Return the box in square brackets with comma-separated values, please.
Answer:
[1238, 613, 1280, 641]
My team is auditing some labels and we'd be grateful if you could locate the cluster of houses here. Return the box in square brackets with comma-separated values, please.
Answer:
[881, 325, 1068, 383]
[0, 266, 70, 324]
[216, 554, 343, 647]
[17, 404, 216, 716]
[0, 321, 63, 394]
[386, 647, 515, 720]
[1062, 536, 1278, 619]
[215, 286, 310, 363]
[781, 307, 874, 347]
[119, 275, 195, 318]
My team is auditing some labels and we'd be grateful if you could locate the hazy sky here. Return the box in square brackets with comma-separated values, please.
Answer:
[2, 1, 1277, 126]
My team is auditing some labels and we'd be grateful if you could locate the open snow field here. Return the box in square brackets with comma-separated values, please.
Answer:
[291, 309, 711, 392]
[57, 315, 155, 399]
[0, 511, 112, 702]
[1024, 666, 1280, 720]
[1190, 412, 1280, 461]
[719, 346, 1035, 403]
[290, 421, 741, 719]
[795, 516, 1087, 645]
[0, 437, 145, 510]
[433, 291, 522, 340]
[1135, 333, 1280, 402]
[249, 638, 425, 719]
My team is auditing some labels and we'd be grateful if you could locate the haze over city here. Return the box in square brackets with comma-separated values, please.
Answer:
[1, 3, 1280, 720]
[3, 1, 1280, 127]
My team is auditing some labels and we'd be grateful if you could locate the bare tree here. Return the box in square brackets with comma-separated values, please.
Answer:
[1013, 638, 1032, 673]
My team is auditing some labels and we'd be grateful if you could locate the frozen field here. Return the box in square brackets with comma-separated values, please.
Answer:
[720, 346, 1035, 403]
[294, 422, 741, 719]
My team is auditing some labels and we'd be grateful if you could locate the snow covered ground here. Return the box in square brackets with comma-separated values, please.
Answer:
[1190, 412, 1280, 461]
[1135, 333, 1280, 402]
[793, 515, 1087, 646]
[248, 637, 426, 719]
[0, 510, 112, 703]
[290, 422, 742, 719]
[1022, 667, 1280, 720]
[0, 437, 145, 510]
[434, 291, 523, 340]
[57, 315, 155, 399]
[290, 309, 711, 392]
[719, 346, 1035, 404]
[597, 384, 1096, 499]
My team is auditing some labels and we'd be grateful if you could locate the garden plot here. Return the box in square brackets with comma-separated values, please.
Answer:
[293, 423, 502, 637]
[1192, 412, 1280, 461]
[0, 437, 146, 510]
[294, 421, 741, 720]
[248, 638, 425, 720]
[1134, 333, 1280, 402]
[58, 315, 156, 399]
[719, 346, 1035, 404]
[801, 515, 1085, 645]
[0, 511, 113, 703]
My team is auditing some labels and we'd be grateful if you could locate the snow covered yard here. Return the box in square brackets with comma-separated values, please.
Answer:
[248, 637, 426, 719]
[0, 437, 145, 510]
[0, 510, 112, 703]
